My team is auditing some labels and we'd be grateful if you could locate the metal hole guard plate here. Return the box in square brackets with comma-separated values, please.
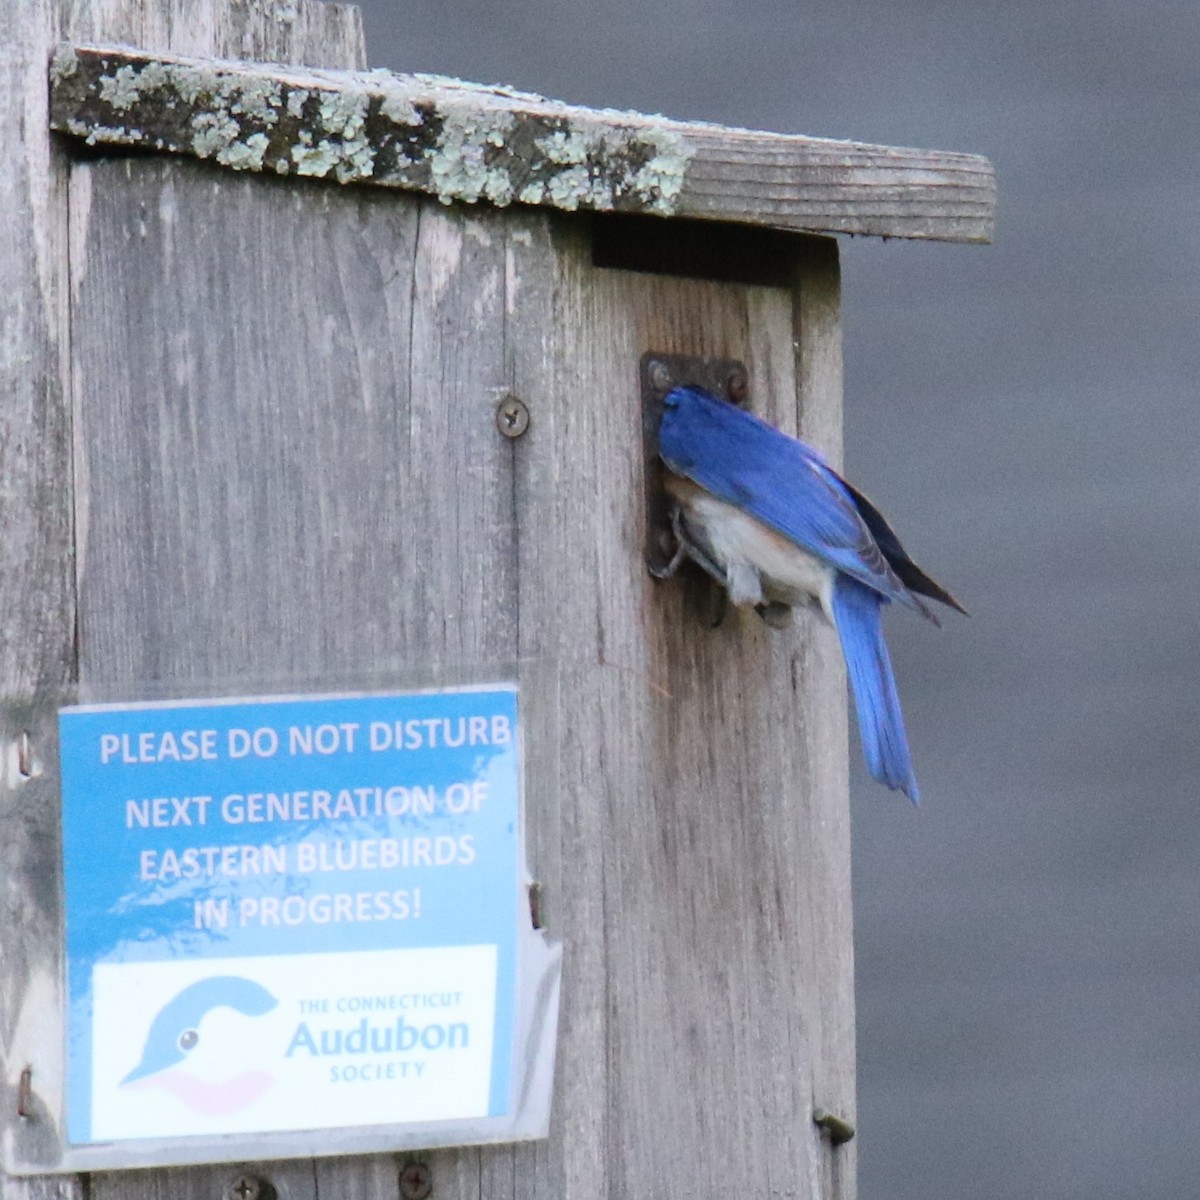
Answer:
[640, 352, 749, 576]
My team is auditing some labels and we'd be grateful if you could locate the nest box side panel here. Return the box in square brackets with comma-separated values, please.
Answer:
[70, 159, 519, 684]
[68, 158, 520, 1195]
[66, 145, 853, 1200]
[503, 219, 854, 1200]
[0, 2, 363, 1195]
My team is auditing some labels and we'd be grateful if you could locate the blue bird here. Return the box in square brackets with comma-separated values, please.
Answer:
[121, 975, 278, 1085]
[656, 385, 966, 803]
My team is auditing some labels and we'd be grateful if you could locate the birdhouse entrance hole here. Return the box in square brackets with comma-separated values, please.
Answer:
[640, 352, 749, 578]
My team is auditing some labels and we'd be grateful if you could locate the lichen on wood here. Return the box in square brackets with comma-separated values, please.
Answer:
[49, 43, 997, 241]
[50, 45, 694, 210]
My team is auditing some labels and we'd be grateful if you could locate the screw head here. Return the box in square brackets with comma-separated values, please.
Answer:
[496, 395, 530, 438]
[399, 1161, 432, 1200]
[648, 360, 672, 395]
[226, 1174, 265, 1200]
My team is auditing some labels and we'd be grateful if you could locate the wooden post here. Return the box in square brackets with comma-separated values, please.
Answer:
[3, 6, 994, 1199]
[2, 8, 364, 1200]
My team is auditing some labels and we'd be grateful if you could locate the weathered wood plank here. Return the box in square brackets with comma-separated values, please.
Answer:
[58, 0, 365, 69]
[1, 0, 362, 1192]
[49, 43, 996, 244]
[489, 215, 571, 1200]
[496, 219, 852, 1199]
[65, 156, 856, 1199]
[1, 1, 85, 1194]
[71, 160, 428, 683]
[89, 1161, 321, 1200]
[792, 239, 857, 1200]
[68, 155, 523, 1188]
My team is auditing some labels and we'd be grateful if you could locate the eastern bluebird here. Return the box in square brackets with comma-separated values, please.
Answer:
[655, 385, 965, 803]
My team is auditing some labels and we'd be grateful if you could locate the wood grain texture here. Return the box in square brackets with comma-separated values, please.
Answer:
[2, 1, 85, 1194]
[62, 159, 855, 1199]
[502, 220, 854, 1199]
[1, 0, 361, 1192]
[793, 240, 857, 1200]
[68, 157, 526, 1188]
[71, 162, 428, 684]
[57, 0, 365, 68]
[49, 43, 996, 244]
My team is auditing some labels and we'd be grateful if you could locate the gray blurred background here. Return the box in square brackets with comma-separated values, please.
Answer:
[353, 2, 1200, 1195]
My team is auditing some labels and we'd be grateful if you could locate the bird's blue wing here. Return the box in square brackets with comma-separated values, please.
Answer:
[659, 386, 916, 606]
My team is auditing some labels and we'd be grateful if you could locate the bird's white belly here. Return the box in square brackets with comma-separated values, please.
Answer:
[678, 487, 833, 611]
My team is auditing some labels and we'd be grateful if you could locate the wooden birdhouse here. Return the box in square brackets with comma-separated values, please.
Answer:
[0, 3, 994, 1199]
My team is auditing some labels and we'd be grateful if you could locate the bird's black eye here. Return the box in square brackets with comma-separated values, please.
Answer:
[178, 1029, 199, 1051]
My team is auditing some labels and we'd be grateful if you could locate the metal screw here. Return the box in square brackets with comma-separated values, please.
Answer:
[726, 368, 749, 404]
[16, 1066, 32, 1119]
[648, 360, 672, 395]
[226, 1174, 265, 1200]
[528, 881, 543, 930]
[399, 1161, 432, 1200]
[496, 395, 530, 439]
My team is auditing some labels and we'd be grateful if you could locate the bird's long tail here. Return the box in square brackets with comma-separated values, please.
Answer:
[830, 576, 920, 803]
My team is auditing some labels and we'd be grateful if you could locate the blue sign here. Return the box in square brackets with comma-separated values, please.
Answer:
[59, 686, 521, 1144]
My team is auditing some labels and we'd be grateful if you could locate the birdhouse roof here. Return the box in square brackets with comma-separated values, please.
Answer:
[51, 43, 995, 243]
